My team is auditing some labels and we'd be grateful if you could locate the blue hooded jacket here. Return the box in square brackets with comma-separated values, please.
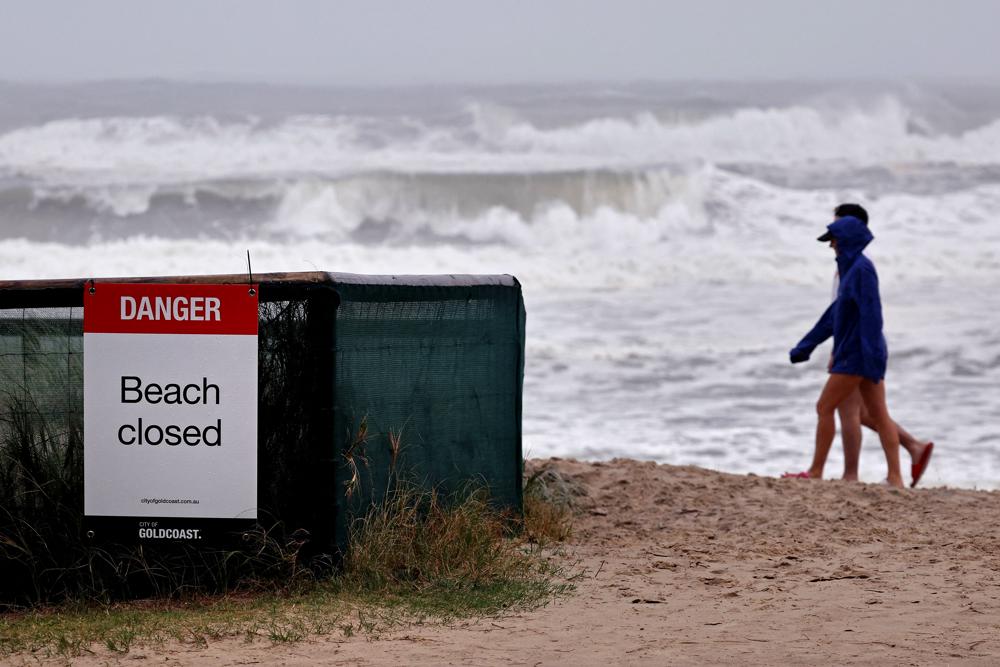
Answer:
[789, 216, 888, 382]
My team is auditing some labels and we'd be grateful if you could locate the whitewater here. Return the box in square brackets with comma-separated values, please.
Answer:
[0, 80, 997, 487]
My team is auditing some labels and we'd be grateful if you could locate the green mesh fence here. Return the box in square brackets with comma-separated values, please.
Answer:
[331, 279, 525, 549]
[0, 273, 524, 604]
[0, 308, 83, 443]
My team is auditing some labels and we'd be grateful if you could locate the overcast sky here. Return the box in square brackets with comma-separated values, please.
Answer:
[2, 0, 1000, 85]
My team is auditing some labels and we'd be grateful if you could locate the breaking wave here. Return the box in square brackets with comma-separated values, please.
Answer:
[3, 96, 1000, 186]
[0, 91, 998, 288]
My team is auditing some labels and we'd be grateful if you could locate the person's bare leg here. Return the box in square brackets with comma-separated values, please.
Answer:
[811, 374, 863, 479]
[838, 389, 863, 481]
[859, 403, 930, 462]
[897, 424, 931, 461]
[858, 379, 904, 488]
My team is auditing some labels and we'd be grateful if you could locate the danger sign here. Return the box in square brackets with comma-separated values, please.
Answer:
[84, 283, 258, 541]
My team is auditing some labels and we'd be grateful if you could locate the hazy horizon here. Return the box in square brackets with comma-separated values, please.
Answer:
[2, 1, 1000, 86]
[5, 75, 1000, 88]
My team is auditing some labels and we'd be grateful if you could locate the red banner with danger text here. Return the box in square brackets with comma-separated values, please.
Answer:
[83, 283, 259, 335]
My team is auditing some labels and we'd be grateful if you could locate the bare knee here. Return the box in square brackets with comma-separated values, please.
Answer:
[816, 398, 837, 417]
[817, 374, 862, 419]
[866, 406, 891, 430]
[837, 404, 860, 427]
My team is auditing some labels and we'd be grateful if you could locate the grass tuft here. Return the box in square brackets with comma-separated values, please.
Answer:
[522, 462, 584, 544]
[345, 484, 508, 590]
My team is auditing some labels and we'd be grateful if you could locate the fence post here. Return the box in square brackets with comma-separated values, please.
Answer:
[301, 287, 339, 560]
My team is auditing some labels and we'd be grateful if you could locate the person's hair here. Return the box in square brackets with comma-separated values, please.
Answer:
[834, 203, 868, 225]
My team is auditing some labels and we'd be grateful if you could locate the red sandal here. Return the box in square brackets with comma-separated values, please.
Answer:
[911, 442, 934, 488]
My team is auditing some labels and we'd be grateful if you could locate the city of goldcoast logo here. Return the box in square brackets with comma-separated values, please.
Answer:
[137, 521, 201, 540]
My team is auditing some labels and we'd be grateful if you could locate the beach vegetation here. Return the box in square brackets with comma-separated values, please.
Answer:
[0, 484, 574, 659]
[0, 410, 576, 658]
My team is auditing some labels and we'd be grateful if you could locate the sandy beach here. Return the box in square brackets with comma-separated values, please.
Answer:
[31, 457, 1000, 666]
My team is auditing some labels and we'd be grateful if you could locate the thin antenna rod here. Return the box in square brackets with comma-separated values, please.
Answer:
[246, 250, 256, 295]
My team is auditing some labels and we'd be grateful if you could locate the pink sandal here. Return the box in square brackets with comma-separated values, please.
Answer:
[781, 471, 812, 479]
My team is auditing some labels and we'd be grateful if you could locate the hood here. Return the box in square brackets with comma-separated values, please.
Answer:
[825, 216, 873, 262]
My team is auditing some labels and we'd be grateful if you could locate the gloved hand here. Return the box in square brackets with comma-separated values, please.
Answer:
[790, 348, 810, 363]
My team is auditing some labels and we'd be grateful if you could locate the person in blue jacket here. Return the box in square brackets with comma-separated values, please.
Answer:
[788, 215, 904, 487]
[785, 204, 933, 485]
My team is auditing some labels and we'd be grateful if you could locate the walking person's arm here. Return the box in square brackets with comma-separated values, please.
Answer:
[790, 303, 835, 363]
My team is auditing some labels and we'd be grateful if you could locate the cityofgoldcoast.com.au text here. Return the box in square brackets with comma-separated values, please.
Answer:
[140, 498, 200, 505]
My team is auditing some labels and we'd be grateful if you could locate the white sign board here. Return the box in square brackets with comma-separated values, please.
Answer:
[84, 283, 258, 540]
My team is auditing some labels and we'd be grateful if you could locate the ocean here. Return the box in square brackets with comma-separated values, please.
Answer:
[0, 80, 996, 488]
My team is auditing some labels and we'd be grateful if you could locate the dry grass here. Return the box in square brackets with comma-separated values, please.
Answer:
[521, 462, 584, 545]
[523, 491, 574, 544]
[345, 483, 536, 591]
